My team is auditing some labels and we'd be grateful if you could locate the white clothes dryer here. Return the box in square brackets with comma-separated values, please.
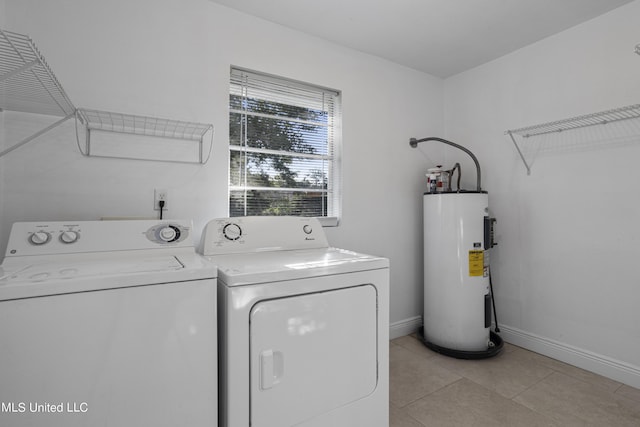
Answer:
[200, 216, 389, 427]
[0, 220, 217, 427]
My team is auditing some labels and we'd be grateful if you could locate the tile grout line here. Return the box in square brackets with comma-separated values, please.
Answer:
[394, 377, 465, 409]
[508, 351, 556, 401]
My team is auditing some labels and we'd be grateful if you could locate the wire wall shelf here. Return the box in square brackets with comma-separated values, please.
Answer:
[76, 109, 214, 164]
[0, 28, 77, 158]
[1, 28, 214, 163]
[77, 109, 213, 141]
[506, 104, 640, 174]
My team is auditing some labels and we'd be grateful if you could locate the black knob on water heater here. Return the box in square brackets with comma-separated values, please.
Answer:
[484, 217, 497, 250]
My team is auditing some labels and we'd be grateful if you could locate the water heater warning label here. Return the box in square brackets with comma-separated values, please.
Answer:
[468, 250, 484, 276]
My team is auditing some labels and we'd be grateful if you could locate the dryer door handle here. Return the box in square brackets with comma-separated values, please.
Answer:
[260, 349, 284, 390]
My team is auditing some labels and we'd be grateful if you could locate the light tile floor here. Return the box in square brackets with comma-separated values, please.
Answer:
[390, 334, 640, 426]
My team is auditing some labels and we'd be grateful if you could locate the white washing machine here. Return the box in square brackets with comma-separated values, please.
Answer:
[0, 220, 217, 427]
[200, 216, 389, 427]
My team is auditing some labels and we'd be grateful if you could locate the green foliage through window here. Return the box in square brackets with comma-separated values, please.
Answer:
[229, 68, 340, 219]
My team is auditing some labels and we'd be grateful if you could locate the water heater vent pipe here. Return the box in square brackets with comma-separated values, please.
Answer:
[410, 137, 482, 192]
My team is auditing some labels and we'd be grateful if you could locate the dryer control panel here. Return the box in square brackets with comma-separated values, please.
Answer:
[5, 220, 192, 257]
[200, 216, 329, 256]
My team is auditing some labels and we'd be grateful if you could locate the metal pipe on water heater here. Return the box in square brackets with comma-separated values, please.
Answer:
[409, 137, 482, 192]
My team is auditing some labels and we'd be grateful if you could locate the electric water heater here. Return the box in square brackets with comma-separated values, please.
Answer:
[423, 192, 500, 357]
[410, 136, 502, 359]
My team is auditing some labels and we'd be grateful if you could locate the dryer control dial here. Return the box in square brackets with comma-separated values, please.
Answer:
[223, 223, 242, 241]
[29, 231, 51, 246]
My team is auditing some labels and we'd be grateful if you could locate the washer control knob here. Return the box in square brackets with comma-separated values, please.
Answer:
[145, 224, 185, 244]
[223, 223, 242, 241]
[60, 230, 80, 244]
[303, 224, 313, 234]
[159, 226, 178, 242]
[29, 231, 51, 245]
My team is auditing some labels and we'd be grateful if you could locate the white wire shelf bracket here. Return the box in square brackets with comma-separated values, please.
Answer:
[0, 28, 77, 158]
[505, 103, 640, 175]
[75, 109, 215, 164]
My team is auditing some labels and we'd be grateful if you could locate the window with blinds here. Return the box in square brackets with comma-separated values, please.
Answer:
[229, 68, 341, 225]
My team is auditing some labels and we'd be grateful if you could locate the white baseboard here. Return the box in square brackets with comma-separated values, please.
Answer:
[389, 316, 422, 340]
[499, 324, 640, 389]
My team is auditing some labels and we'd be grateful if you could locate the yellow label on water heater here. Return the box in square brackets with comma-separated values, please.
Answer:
[468, 250, 484, 277]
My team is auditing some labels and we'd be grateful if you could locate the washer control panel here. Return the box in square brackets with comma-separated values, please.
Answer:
[200, 216, 328, 256]
[5, 220, 193, 257]
[25, 224, 82, 248]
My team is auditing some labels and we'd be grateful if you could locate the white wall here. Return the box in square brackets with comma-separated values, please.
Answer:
[0, 0, 5, 238]
[1, 0, 443, 331]
[444, 0, 640, 387]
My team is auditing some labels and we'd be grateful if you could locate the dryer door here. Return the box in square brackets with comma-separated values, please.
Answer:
[250, 284, 378, 427]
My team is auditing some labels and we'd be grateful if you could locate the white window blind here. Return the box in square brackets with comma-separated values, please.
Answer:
[229, 67, 341, 225]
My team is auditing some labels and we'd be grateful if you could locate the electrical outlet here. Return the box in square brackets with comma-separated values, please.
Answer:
[154, 189, 168, 211]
